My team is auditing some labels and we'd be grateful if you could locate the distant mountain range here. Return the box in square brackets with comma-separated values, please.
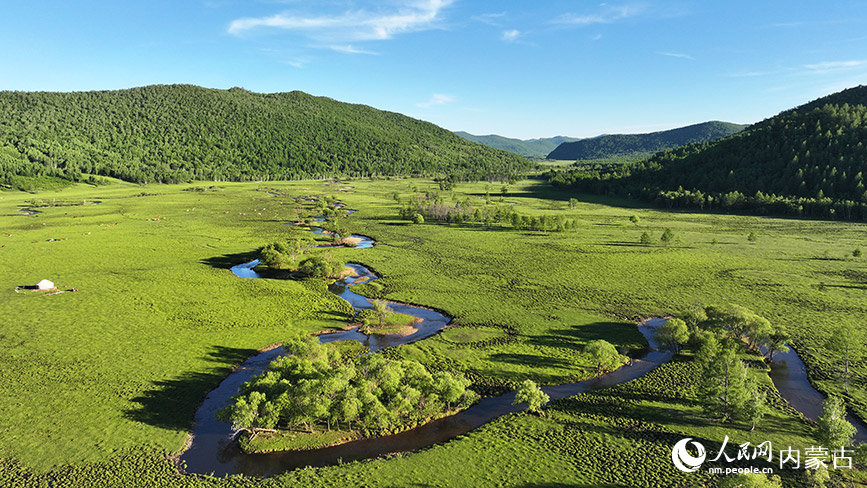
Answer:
[0, 85, 531, 189]
[453, 132, 581, 158]
[456, 121, 747, 160]
[545, 121, 748, 160]
[550, 85, 867, 221]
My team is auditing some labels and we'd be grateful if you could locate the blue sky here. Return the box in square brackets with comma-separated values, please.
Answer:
[2, 1, 867, 139]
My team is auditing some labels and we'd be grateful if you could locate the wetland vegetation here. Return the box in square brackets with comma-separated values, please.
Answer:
[1, 175, 866, 486]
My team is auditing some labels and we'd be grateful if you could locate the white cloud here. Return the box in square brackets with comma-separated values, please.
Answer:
[725, 71, 774, 78]
[501, 29, 521, 43]
[473, 12, 506, 26]
[228, 0, 453, 42]
[773, 19, 855, 29]
[327, 44, 379, 55]
[803, 60, 867, 73]
[282, 57, 310, 68]
[591, 34, 603, 41]
[553, 4, 644, 26]
[657, 51, 694, 60]
[417, 93, 455, 108]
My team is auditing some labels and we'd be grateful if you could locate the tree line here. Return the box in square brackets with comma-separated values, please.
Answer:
[549, 95, 867, 221]
[398, 191, 578, 232]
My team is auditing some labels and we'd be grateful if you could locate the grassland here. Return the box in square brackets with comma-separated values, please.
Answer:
[1, 177, 866, 487]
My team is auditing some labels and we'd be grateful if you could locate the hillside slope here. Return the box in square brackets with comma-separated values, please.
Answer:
[0, 85, 530, 188]
[546, 121, 747, 160]
[454, 132, 580, 158]
[550, 85, 867, 220]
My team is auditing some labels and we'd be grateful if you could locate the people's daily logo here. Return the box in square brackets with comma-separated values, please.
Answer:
[671, 436, 854, 475]
[671, 438, 707, 473]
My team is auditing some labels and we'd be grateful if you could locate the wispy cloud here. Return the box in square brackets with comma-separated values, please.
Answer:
[473, 12, 506, 26]
[773, 19, 856, 28]
[657, 51, 694, 60]
[228, 0, 453, 43]
[501, 29, 521, 43]
[282, 57, 311, 69]
[803, 60, 867, 73]
[725, 71, 774, 78]
[327, 44, 378, 55]
[553, 4, 644, 26]
[591, 34, 603, 41]
[417, 93, 455, 108]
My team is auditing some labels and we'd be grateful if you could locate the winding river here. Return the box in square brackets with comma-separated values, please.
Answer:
[179, 202, 867, 478]
[768, 347, 867, 442]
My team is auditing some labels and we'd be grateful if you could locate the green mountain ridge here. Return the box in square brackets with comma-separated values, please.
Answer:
[0, 84, 530, 188]
[453, 132, 581, 158]
[550, 85, 867, 220]
[546, 121, 748, 160]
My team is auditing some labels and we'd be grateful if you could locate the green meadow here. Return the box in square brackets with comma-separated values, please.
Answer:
[1, 177, 865, 487]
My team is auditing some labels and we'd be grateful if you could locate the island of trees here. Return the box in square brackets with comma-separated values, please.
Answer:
[219, 335, 479, 452]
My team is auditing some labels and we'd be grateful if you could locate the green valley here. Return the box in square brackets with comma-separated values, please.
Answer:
[0, 173, 865, 486]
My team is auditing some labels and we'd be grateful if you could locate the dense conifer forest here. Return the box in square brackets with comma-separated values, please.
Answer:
[549, 86, 867, 220]
[0, 85, 531, 189]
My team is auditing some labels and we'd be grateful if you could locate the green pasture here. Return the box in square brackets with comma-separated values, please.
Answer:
[0, 177, 865, 487]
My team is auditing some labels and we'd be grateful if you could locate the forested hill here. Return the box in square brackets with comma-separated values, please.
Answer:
[545, 121, 747, 160]
[454, 132, 580, 158]
[0, 85, 530, 188]
[549, 85, 867, 220]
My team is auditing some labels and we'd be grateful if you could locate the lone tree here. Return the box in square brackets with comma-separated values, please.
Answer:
[585, 340, 626, 376]
[569, 198, 579, 210]
[739, 378, 768, 431]
[629, 215, 640, 225]
[660, 228, 675, 246]
[298, 253, 345, 279]
[639, 231, 652, 245]
[696, 336, 763, 425]
[854, 247, 863, 258]
[762, 332, 789, 363]
[681, 304, 708, 334]
[512, 379, 550, 415]
[747, 232, 758, 242]
[412, 213, 424, 224]
[825, 323, 864, 394]
[817, 396, 856, 448]
[371, 299, 392, 328]
[655, 318, 689, 353]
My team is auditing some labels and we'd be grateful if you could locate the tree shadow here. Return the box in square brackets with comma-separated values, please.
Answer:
[200, 250, 260, 270]
[489, 353, 570, 369]
[528, 322, 641, 351]
[125, 345, 258, 431]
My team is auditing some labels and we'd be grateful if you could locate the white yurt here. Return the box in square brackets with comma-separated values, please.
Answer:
[36, 279, 55, 290]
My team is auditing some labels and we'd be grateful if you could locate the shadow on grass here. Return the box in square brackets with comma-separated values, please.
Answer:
[125, 345, 258, 431]
[200, 250, 261, 270]
[824, 284, 867, 290]
[528, 322, 644, 352]
[489, 353, 570, 369]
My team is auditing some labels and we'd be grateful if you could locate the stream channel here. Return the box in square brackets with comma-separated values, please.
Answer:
[179, 204, 867, 478]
